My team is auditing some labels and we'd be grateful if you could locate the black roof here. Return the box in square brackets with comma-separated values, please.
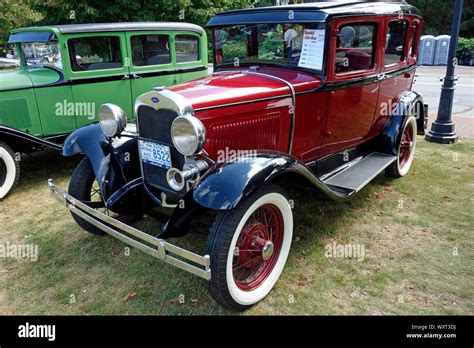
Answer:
[13, 22, 204, 35]
[207, 1, 421, 27]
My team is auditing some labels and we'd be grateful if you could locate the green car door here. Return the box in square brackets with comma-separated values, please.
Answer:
[126, 30, 208, 111]
[173, 31, 208, 85]
[126, 31, 176, 108]
[64, 32, 134, 126]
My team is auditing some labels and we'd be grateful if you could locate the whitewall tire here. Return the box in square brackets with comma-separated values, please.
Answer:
[386, 116, 417, 178]
[205, 184, 293, 311]
[0, 141, 20, 200]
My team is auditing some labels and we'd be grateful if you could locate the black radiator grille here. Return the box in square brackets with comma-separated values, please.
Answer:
[136, 105, 186, 193]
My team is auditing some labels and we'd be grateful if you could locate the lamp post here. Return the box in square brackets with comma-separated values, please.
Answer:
[425, 0, 464, 144]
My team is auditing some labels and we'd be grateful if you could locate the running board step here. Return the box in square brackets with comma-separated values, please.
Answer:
[322, 152, 397, 193]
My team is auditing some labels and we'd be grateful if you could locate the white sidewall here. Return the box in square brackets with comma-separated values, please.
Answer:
[226, 192, 293, 306]
[398, 116, 417, 177]
[0, 146, 16, 199]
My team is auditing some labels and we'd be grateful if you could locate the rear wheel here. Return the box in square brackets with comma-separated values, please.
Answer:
[68, 157, 140, 235]
[205, 184, 293, 311]
[386, 116, 417, 178]
[0, 141, 20, 200]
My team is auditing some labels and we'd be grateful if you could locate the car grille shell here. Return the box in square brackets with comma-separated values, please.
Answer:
[136, 105, 186, 194]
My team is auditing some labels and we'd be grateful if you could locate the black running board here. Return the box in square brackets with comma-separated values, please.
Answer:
[320, 152, 397, 194]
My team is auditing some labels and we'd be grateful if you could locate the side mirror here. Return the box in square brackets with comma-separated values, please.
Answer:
[339, 26, 356, 45]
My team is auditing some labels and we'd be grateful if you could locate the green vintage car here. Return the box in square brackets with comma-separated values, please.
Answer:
[0, 22, 208, 199]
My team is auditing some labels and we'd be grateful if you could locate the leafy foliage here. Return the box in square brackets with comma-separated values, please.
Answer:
[0, 0, 43, 41]
[408, 0, 473, 37]
[457, 37, 474, 55]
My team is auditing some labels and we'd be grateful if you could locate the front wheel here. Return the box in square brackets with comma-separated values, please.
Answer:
[205, 184, 293, 311]
[0, 141, 20, 200]
[386, 116, 417, 178]
[68, 157, 141, 235]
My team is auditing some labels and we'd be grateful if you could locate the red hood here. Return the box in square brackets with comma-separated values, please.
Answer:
[168, 67, 323, 111]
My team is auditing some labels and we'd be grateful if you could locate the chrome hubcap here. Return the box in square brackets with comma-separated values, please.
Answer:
[261, 240, 274, 261]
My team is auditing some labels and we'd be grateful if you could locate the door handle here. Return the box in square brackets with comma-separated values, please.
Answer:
[121, 74, 130, 80]
[131, 73, 142, 79]
[377, 73, 386, 81]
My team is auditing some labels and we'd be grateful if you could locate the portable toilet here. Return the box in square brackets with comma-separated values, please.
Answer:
[418, 35, 436, 65]
[434, 35, 451, 65]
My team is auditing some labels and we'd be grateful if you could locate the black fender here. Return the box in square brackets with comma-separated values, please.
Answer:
[379, 90, 425, 156]
[0, 125, 62, 152]
[62, 123, 140, 201]
[192, 151, 302, 210]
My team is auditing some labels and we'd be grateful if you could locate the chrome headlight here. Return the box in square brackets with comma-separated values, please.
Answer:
[171, 115, 206, 156]
[99, 103, 127, 138]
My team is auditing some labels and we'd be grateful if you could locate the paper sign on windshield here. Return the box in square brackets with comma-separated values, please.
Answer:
[298, 29, 325, 70]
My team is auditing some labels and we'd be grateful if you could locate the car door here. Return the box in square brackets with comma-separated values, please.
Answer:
[173, 32, 207, 84]
[321, 17, 383, 156]
[65, 32, 133, 127]
[370, 16, 412, 138]
[126, 31, 176, 112]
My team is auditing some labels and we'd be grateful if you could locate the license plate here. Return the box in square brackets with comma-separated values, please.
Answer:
[139, 140, 172, 169]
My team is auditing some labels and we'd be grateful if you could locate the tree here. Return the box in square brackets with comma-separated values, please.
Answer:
[408, 0, 473, 37]
[0, 0, 43, 41]
[29, 0, 255, 29]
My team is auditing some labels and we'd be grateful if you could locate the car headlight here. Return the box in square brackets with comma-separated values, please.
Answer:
[171, 115, 206, 156]
[99, 103, 127, 138]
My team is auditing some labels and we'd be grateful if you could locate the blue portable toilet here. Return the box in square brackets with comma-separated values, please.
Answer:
[418, 35, 436, 65]
[434, 35, 451, 65]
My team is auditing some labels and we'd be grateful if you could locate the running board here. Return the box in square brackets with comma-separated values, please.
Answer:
[321, 152, 397, 193]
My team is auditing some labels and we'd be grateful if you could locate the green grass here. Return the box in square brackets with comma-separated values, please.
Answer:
[0, 137, 473, 315]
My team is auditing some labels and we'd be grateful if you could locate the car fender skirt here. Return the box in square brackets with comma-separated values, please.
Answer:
[192, 151, 352, 210]
[62, 123, 140, 200]
[0, 126, 62, 150]
[381, 91, 424, 155]
[193, 151, 295, 210]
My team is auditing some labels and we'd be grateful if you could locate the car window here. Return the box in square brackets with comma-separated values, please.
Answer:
[408, 23, 418, 58]
[175, 35, 199, 63]
[21, 41, 62, 69]
[213, 22, 326, 71]
[131, 34, 170, 66]
[385, 20, 408, 65]
[335, 23, 376, 74]
[68, 36, 122, 71]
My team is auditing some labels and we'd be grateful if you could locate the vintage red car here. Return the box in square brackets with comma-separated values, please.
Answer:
[49, 1, 427, 310]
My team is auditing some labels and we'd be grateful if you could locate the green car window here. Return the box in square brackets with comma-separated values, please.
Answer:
[130, 34, 170, 66]
[175, 35, 199, 63]
[68, 36, 122, 71]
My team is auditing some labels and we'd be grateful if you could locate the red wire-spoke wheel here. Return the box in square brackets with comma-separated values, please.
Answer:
[232, 204, 284, 291]
[386, 116, 417, 178]
[399, 122, 414, 169]
[205, 184, 293, 311]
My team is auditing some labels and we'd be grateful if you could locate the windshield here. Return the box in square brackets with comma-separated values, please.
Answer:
[213, 22, 326, 72]
[20, 41, 62, 70]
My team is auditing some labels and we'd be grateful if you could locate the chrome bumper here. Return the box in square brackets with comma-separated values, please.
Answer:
[48, 179, 211, 280]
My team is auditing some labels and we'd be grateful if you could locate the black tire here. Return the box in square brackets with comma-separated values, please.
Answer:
[0, 141, 20, 200]
[386, 116, 417, 179]
[205, 184, 293, 311]
[68, 157, 140, 235]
